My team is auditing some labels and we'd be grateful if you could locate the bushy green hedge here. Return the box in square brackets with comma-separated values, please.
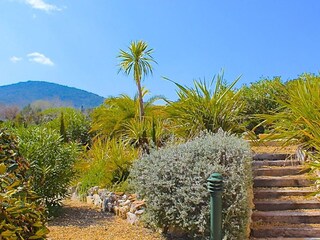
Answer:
[0, 129, 48, 239]
[16, 126, 79, 216]
[130, 130, 252, 239]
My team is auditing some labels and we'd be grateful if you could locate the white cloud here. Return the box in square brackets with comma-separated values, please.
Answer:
[10, 56, 23, 63]
[27, 52, 54, 66]
[24, 0, 61, 12]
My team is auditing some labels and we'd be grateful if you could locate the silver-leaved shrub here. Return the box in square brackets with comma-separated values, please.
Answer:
[130, 130, 252, 239]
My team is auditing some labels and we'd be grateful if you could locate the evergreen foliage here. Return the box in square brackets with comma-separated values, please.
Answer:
[130, 130, 252, 239]
[60, 112, 67, 142]
[16, 127, 79, 216]
[0, 129, 48, 239]
[42, 107, 91, 146]
[240, 77, 284, 134]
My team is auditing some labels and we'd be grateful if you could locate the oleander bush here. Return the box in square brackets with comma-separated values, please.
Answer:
[0, 129, 48, 239]
[16, 126, 79, 216]
[130, 130, 252, 239]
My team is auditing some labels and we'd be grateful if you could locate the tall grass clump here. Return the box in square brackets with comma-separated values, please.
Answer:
[76, 138, 139, 194]
[130, 130, 252, 239]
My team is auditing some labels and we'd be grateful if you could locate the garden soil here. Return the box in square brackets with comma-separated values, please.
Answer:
[47, 199, 164, 240]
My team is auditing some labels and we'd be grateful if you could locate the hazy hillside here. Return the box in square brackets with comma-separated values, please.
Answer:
[0, 81, 105, 109]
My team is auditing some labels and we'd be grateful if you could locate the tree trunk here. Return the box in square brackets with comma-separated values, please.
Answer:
[136, 79, 149, 153]
[136, 79, 144, 121]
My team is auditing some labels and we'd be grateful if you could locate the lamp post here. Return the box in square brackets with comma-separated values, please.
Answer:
[207, 173, 223, 240]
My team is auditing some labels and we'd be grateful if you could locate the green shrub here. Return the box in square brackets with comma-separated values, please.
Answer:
[130, 130, 252, 239]
[0, 129, 48, 239]
[16, 126, 79, 216]
[41, 107, 92, 146]
[240, 77, 284, 134]
[76, 138, 139, 194]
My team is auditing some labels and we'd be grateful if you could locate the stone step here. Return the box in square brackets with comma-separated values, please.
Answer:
[253, 153, 294, 161]
[254, 166, 308, 176]
[252, 210, 320, 224]
[254, 187, 315, 199]
[251, 223, 320, 238]
[254, 199, 320, 211]
[254, 175, 312, 187]
[253, 159, 301, 167]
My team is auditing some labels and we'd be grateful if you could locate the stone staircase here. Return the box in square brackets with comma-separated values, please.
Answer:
[251, 153, 320, 239]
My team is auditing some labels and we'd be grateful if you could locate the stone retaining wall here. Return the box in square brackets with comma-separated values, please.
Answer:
[71, 186, 145, 225]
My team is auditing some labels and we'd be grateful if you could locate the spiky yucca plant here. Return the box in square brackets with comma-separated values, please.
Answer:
[260, 74, 320, 192]
[166, 73, 244, 139]
[260, 74, 320, 148]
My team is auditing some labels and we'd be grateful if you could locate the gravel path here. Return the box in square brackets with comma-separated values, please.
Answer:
[47, 200, 164, 240]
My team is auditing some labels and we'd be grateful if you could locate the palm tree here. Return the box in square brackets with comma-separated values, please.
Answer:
[118, 40, 156, 121]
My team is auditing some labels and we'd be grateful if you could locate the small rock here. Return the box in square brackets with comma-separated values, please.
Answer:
[86, 196, 94, 205]
[114, 206, 119, 216]
[98, 188, 107, 194]
[114, 192, 124, 196]
[93, 194, 102, 206]
[88, 186, 99, 196]
[127, 212, 138, 225]
[71, 192, 79, 201]
[120, 199, 131, 206]
[119, 206, 130, 219]
[128, 194, 137, 201]
[107, 202, 113, 212]
[102, 198, 107, 212]
[130, 200, 145, 212]
[135, 209, 145, 215]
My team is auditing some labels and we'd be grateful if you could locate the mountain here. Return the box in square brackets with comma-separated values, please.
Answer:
[0, 81, 105, 109]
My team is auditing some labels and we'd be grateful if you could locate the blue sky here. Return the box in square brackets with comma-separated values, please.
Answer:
[1, 1, 319, 100]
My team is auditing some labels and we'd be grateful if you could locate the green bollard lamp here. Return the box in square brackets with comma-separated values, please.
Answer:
[207, 173, 223, 240]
